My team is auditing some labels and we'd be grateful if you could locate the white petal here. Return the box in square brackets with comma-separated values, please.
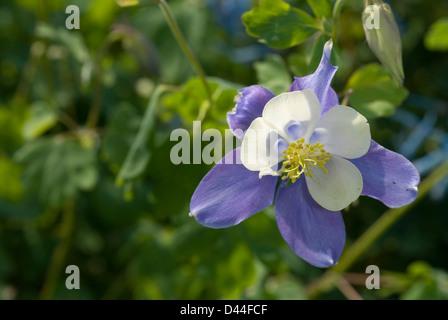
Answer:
[306, 155, 363, 211]
[311, 105, 371, 159]
[241, 117, 286, 173]
[262, 89, 322, 143]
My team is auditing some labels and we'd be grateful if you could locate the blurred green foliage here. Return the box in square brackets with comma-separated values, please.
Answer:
[254, 54, 291, 94]
[0, 0, 447, 300]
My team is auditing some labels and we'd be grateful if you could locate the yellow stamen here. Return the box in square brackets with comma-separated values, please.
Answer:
[281, 138, 332, 183]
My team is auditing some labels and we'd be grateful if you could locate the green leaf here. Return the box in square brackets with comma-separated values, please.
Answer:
[306, 0, 332, 19]
[254, 54, 291, 94]
[345, 64, 408, 119]
[424, 17, 448, 51]
[14, 137, 98, 207]
[214, 242, 256, 298]
[401, 261, 448, 300]
[101, 102, 141, 173]
[0, 156, 23, 202]
[22, 102, 57, 141]
[242, 0, 320, 49]
[171, 224, 256, 299]
[162, 77, 239, 131]
[36, 23, 90, 63]
[129, 221, 256, 299]
[162, 78, 216, 126]
[265, 274, 306, 300]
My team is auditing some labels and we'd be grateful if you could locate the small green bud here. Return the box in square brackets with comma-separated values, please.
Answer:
[362, 0, 405, 85]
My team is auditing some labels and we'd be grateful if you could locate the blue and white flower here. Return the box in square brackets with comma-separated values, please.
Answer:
[189, 40, 420, 268]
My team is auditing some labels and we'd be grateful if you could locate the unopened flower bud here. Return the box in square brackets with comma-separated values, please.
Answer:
[362, 0, 404, 85]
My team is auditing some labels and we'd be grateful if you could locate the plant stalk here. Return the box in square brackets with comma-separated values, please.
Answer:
[158, 0, 212, 103]
[39, 201, 76, 300]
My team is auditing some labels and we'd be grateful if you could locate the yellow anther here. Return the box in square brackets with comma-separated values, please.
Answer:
[281, 138, 332, 183]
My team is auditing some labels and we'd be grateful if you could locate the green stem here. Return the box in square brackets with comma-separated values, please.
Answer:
[39, 201, 76, 300]
[85, 63, 103, 129]
[306, 159, 448, 299]
[158, 0, 212, 103]
[58, 111, 79, 132]
[196, 86, 222, 122]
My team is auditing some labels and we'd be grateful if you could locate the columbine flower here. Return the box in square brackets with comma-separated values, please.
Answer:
[189, 40, 420, 268]
[240, 88, 371, 213]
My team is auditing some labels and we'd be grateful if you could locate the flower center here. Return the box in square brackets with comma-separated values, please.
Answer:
[281, 138, 332, 183]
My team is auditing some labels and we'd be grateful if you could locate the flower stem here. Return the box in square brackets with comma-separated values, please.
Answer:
[158, 0, 212, 103]
[39, 201, 76, 300]
[306, 159, 448, 299]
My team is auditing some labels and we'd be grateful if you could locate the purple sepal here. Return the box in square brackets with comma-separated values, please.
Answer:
[290, 40, 339, 116]
[350, 140, 420, 208]
[227, 85, 275, 140]
[274, 178, 346, 268]
[190, 148, 277, 228]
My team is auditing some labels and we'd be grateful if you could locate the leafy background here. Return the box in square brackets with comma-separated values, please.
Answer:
[0, 0, 447, 300]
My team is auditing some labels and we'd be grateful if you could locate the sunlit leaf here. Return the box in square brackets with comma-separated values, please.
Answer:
[115, 0, 140, 7]
[345, 63, 408, 119]
[86, 0, 119, 29]
[424, 17, 448, 52]
[22, 102, 57, 140]
[162, 77, 239, 130]
[242, 0, 320, 49]
[306, 0, 332, 19]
